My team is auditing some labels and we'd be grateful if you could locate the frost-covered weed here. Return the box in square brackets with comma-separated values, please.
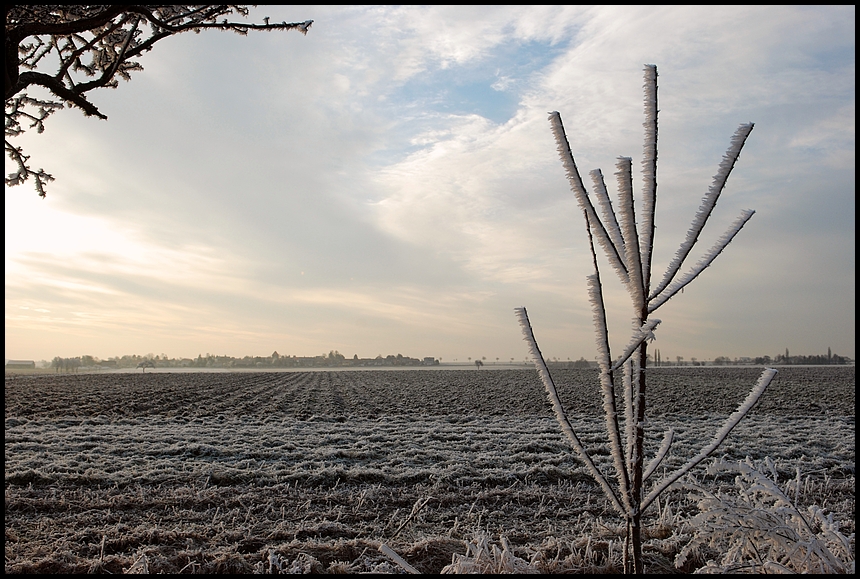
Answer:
[441, 535, 539, 574]
[676, 457, 855, 574]
[124, 553, 150, 574]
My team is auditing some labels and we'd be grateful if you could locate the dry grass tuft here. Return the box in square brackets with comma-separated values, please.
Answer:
[441, 535, 540, 574]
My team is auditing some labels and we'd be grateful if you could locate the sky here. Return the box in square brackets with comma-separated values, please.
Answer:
[5, 5, 855, 364]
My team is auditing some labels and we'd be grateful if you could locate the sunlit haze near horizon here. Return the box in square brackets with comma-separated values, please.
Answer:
[5, 5, 855, 364]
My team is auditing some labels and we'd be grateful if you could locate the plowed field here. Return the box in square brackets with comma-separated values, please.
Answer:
[5, 367, 855, 573]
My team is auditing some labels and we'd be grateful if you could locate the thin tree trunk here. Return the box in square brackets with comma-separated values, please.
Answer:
[622, 317, 649, 573]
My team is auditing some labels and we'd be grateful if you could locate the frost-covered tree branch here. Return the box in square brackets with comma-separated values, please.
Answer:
[649, 123, 755, 299]
[549, 111, 630, 286]
[639, 64, 658, 294]
[5, 5, 312, 196]
[610, 318, 661, 373]
[589, 169, 626, 259]
[648, 209, 756, 313]
[514, 307, 625, 515]
[615, 156, 644, 309]
[641, 368, 777, 512]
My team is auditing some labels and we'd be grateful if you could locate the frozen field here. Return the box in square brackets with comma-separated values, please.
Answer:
[4, 367, 854, 573]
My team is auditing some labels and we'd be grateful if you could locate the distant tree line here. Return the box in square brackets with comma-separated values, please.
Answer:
[40, 348, 851, 373]
[51, 357, 82, 373]
[548, 349, 852, 369]
[47, 350, 440, 371]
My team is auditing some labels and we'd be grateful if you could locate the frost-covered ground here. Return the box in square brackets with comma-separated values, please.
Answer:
[4, 367, 854, 573]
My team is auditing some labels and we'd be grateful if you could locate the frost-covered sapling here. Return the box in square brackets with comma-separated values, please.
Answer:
[516, 64, 777, 574]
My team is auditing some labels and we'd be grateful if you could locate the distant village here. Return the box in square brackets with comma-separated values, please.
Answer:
[4, 347, 853, 372]
[6, 351, 442, 372]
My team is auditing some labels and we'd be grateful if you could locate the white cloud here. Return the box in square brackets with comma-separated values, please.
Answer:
[5, 5, 854, 362]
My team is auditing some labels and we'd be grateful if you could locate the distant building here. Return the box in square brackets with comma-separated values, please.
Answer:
[5, 360, 36, 370]
[423, 357, 439, 366]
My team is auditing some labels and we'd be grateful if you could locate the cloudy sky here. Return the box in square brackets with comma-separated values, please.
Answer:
[5, 5, 855, 364]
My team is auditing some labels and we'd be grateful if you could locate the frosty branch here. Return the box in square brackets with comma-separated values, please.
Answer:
[516, 64, 777, 574]
[5, 5, 312, 196]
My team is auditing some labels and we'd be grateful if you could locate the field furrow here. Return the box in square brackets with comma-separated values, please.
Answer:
[5, 367, 854, 574]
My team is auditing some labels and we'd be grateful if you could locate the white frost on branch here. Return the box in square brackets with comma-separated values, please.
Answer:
[589, 169, 626, 261]
[650, 123, 755, 300]
[586, 274, 612, 371]
[622, 357, 644, 487]
[549, 112, 629, 285]
[586, 269, 634, 514]
[642, 427, 674, 482]
[582, 237, 634, 515]
[614, 156, 644, 308]
[641, 368, 778, 512]
[610, 318, 661, 373]
[513, 307, 625, 515]
[648, 209, 755, 313]
[639, 64, 658, 291]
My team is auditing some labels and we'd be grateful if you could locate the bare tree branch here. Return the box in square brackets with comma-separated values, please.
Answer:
[5, 5, 312, 196]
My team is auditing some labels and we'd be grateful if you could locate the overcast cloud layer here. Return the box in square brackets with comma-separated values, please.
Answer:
[5, 5, 855, 363]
